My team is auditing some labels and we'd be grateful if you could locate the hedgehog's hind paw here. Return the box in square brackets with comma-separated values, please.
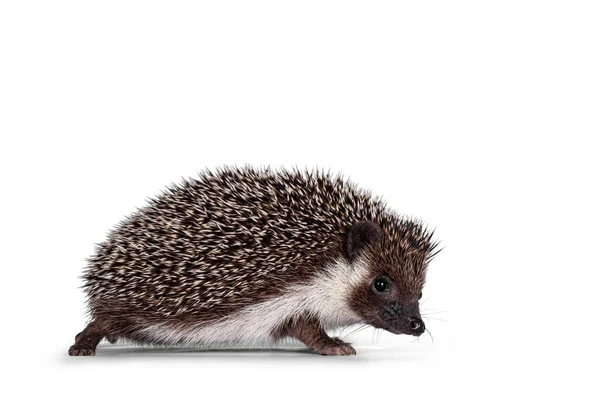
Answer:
[68, 321, 104, 356]
[68, 346, 96, 356]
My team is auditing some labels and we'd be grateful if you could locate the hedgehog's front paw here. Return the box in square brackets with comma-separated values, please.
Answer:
[316, 343, 356, 356]
[68, 346, 96, 356]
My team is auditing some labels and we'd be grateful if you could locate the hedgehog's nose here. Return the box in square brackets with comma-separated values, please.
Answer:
[408, 317, 425, 335]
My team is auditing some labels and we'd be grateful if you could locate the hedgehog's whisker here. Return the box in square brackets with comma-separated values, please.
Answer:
[420, 309, 447, 315]
[422, 316, 447, 323]
[339, 323, 362, 338]
[341, 324, 369, 341]
[425, 328, 435, 343]
[339, 325, 349, 338]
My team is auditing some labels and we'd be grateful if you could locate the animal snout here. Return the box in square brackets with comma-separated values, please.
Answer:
[408, 317, 425, 335]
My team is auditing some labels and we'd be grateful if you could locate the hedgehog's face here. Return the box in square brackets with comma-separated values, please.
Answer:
[349, 273, 425, 336]
[345, 220, 437, 337]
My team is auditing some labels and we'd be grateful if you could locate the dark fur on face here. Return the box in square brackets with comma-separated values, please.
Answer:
[346, 221, 439, 336]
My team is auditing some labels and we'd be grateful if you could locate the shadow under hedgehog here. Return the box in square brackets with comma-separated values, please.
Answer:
[70, 166, 440, 356]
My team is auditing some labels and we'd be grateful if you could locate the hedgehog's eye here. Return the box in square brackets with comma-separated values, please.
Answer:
[372, 276, 391, 293]
[419, 292, 423, 300]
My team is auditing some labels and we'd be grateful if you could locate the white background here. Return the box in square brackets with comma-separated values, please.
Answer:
[1, 1, 599, 400]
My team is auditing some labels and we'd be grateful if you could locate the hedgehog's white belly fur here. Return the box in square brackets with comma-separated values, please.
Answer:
[140, 258, 369, 346]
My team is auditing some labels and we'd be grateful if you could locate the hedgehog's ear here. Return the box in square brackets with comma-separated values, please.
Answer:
[346, 221, 382, 261]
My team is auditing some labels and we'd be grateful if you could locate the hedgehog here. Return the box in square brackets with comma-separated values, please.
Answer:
[69, 166, 440, 356]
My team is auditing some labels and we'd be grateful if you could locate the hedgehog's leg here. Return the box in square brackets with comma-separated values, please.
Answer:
[68, 321, 105, 356]
[275, 316, 356, 356]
